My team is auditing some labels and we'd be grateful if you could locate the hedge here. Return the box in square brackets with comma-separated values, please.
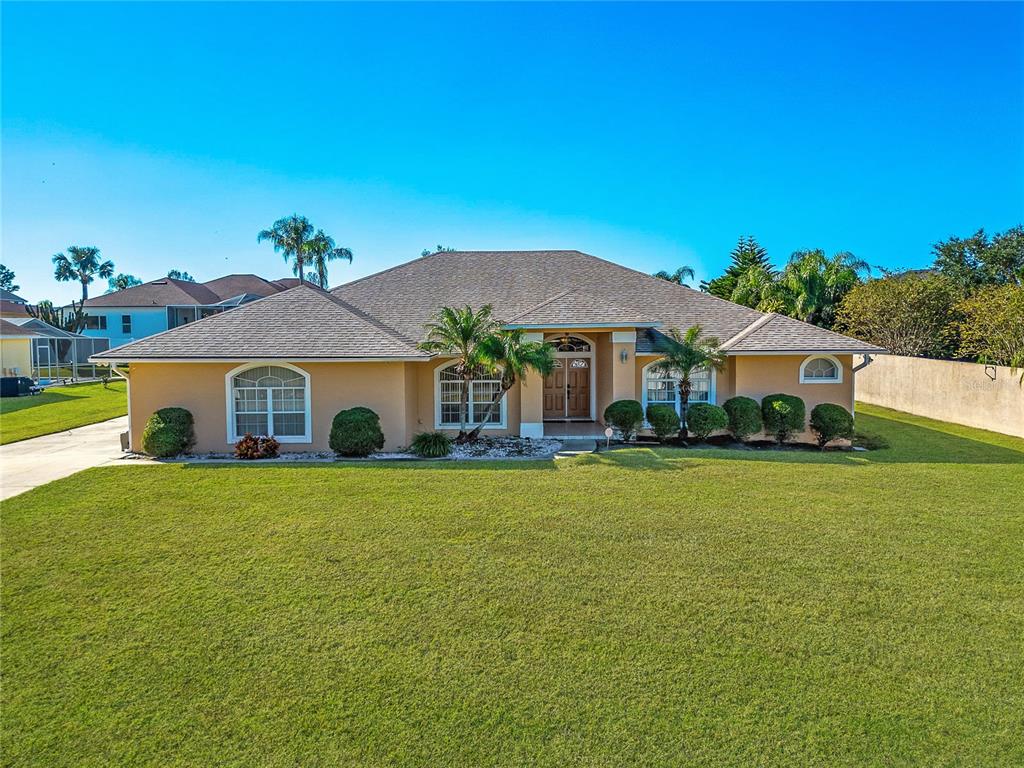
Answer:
[761, 394, 806, 444]
[330, 407, 385, 457]
[141, 407, 195, 457]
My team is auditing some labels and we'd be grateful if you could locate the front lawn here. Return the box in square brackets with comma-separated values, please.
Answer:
[3, 404, 1022, 766]
[0, 379, 127, 444]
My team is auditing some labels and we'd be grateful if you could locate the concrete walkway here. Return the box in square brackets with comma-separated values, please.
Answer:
[0, 416, 129, 501]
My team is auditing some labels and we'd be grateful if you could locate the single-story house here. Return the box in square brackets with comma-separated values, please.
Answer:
[1, 319, 41, 376]
[93, 250, 885, 451]
[80, 274, 302, 348]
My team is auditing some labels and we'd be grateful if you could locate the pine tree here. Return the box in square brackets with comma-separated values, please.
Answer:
[700, 236, 772, 299]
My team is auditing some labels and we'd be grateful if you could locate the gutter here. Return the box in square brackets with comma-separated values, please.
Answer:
[852, 354, 875, 373]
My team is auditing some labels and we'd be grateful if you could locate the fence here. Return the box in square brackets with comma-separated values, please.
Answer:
[31, 334, 111, 383]
[856, 355, 1024, 438]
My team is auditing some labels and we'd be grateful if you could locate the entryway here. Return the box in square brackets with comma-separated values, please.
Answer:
[543, 358, 591, 420]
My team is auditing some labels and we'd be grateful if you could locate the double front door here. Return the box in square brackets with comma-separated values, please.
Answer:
[543, 358, 591, 419]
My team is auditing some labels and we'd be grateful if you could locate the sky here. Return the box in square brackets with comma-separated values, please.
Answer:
[2, 1, 1023, 304]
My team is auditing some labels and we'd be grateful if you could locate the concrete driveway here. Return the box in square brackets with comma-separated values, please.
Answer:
[0, 416, 129, 501]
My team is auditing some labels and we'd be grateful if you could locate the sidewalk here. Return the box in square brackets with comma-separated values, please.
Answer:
[0, 416, 129, 501]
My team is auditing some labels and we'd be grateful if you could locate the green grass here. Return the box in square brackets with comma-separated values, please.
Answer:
[3, 404, 1023, 767]
[0, 380, 126, 444]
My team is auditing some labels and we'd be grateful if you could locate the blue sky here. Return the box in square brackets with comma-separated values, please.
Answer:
[3, 1, 1022, 303]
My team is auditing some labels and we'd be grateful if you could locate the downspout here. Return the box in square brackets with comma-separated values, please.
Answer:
[852, 354, 874, 373]
[851, 354, 875, 417]
[111, 363, 131, 451]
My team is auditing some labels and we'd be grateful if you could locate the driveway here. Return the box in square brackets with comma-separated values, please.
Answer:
[0, 416, 129, 501]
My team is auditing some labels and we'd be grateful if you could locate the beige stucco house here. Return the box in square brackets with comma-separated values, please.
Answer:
[92, 250, 885, 451]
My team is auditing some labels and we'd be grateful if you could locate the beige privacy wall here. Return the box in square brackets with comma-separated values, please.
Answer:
[856, 355, 1024, 438]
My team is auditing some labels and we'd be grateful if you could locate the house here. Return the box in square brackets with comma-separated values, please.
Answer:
[1, 319, 42, 376]
[80, 274, 301, 348]
[92, 250, 885, 452]
[0, 288, 31, 319]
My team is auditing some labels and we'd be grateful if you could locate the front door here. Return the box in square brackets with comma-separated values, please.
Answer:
[543, 364, 566, 419]
[566, 358, 590, 418]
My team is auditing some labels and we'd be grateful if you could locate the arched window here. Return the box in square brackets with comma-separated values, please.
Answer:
[642, 362, 714, 416]
[549, 335, 592, 353]
[227, 364, 311, 442]
[435, 361, 505, 429]
[799, 355, 842, 384]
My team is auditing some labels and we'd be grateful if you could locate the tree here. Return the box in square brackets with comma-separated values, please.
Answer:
[52, 246, 114, 301]
[28, 299, 88, 334]
[258, 215, 315, 284]
[464, 330, 556, 441]
[0, 264, 18, 292]
[731, 263, 791, 313]
[167, 269, 195, 282]
[418, 305, 501, 441]
[954, 285, 1024, 369]
[421, 245, 456, 257]
[701, 236, 771, 298]
[932, 226, 1024, 291]
[779, 249, 869, 328]
[107, 273, 143, 293]
[835, 272, 958, 357]
[304, 230, 353, 289]
[650, 325, 726, 430]
[652, 266, 696, 285]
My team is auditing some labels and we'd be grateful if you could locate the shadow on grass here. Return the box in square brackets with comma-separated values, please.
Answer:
[0, 391, 78, 414]
[180, 458, 559, 472]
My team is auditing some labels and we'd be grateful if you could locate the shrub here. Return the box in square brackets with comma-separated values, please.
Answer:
[141, 407, 195, 457]
[761, 394, 806, 444]
[809, 403, 855, 448]
[723, 396, 762, 441]
[330, 406, 385, 457]
[411, 431, 453, 458]
[686, 403, 728, 442]
[603, 399, 644, 441]
[645, 404, 680, 443]
[234, 434, 280, 459]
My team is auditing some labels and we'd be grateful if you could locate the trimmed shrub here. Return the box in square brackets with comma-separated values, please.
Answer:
[234, 434, 280, 459]
[603, 399, 644, 441]
[645, 404, 681, 443]
[686, 403, 728, 442]
[330, 406, 385, 457]
[810, 403, 855, 448]
[723, 396, 762, 441]
[411, 431, 453, 458]
[141, 407, 195, 457]
[761, 394, 806, 444]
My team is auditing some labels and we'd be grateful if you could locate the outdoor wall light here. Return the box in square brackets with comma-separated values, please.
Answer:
[620, 349, 628, 363]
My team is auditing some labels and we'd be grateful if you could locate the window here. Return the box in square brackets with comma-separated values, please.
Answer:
[799, 355, 842, 384]
[84, 315, 107, 331]
[436, 362, 505, 428]
[550, 335, 591, 353]
[227, 364, 310, 442]
[121, 315, 132, 335]
[642, 363, 714, 416]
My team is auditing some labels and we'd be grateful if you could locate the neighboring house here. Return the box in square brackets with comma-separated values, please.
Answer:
[80, 274, 299, 348]
[0, 288, 31, 319]
[0, 319, 41, 376]
[93, 250, 885, 452]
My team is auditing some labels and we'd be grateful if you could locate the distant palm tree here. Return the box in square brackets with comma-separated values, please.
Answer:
[465, 329, 556, 441]
[106, 273, 143, 293]
[653, 266, 696, 285]
[167, 269, 195, 282]
[418, 305, 501, 441]
[258, 215, 315, 284]
[52, 246, 114, 301]
[421, 245, 457, 257]
[651, 325, 726, 432]
[783, 250, 869, 327]
[304, 230, 353, 289]
[731, 264, 791, 313]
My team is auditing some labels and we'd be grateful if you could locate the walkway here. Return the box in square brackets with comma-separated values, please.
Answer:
[0, 416, 129, 501]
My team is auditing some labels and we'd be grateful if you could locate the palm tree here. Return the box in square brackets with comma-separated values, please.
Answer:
[418, 305, 501, 440]
[651, 325, 726, 431]
[465, 330, 556, 441]
[782, 250, 869, 327]
[258, 215, 315, 284]
[107, 273, 143, 293]
[52, 246, 114, 301]
[304, 230, 353, 289]
[731, 264, 792, 313]
[653, 266, 696, 285]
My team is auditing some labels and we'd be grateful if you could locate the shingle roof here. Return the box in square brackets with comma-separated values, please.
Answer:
[92, 285, 428, 360]
[84, 277, 222, 307]
[1, 319, 43, 337]
[201, 274, 288, 301]
[721, 313, 885, 353]
[0, 300, 30, 317]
